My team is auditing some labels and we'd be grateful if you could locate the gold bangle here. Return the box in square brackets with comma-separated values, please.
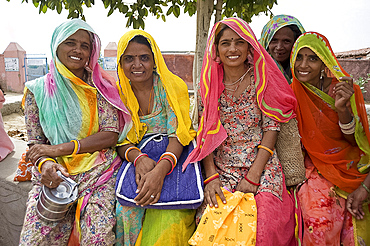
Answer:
[258, 145, 274, 156]
[70, 140, 78, 155]
[38, 158, 56, 173]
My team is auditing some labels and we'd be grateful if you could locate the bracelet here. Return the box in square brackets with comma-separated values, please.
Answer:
[38, 158, 56, 173]
[158, 157, 175, 175]
[257, 145, 274, 156]
[361, 182, 370, 193]
[339, 118, 355, 130]
[70, 140, 80, 155]
[125, 146, 140, 162]
[204, 173, 220, 185]
[340, 125, 355, 135]
[34, 156, 44, 169]
[160, 152, 178, 166]
[245, 175, 260, 186]
[133, 153, 148, 167]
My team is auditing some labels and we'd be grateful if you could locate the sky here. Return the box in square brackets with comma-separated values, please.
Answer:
[0, 0, 369, 61]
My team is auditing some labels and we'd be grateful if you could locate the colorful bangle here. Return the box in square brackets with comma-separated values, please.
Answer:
[125, 146, 140, 162]
[133, 153, 148, 167]
[245, 176, 260, 186]
[38, 157, 56, 173]
[160, 152, 178, 166]
[361, 182, 370, 194]
[158, 157, 175, 175]
[70, 140, 81, 155]
[257, 145, 274, 156]
[204, 173, 220, 185]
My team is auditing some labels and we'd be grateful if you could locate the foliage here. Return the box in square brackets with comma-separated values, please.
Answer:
[17, 0, 277, 29]
[354, 73, 370, 94]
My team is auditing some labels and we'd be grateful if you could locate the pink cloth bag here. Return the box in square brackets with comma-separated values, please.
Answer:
[0, 89, 15, 161]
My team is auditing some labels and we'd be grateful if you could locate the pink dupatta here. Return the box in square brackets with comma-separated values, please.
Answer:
[184, 17, 297, 168]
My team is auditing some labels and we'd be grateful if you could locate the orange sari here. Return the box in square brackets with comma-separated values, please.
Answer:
[291, 32, 370, 193]
[291, 31, 370, 245]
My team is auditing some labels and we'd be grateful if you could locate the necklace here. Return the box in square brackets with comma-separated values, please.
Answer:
[139, 85, 154, 116]
[224, 70, 254, 111]
[224, 66, 253, 92]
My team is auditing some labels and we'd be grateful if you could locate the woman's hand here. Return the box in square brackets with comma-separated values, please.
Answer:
[334, 76, 354, 111]
[135, 155, 156, 184]
[204, 178, 226, 208]
[133, 165, 167, 206]
[26, 144, 60, 163]
[39, 160, 69, 188]
[236, 177, 259, 194]
[346, 184, 369, 220]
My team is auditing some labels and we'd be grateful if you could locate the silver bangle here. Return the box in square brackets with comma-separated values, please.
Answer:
[339, 118, 355, 130]
[340, 125, 355, 135]
[33, 156, 44, 169]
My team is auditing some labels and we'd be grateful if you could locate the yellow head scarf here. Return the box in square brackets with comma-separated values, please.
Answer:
[116, 30, 195, 145]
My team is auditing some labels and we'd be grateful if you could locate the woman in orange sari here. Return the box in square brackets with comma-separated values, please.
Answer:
[291, 32, 370, 245]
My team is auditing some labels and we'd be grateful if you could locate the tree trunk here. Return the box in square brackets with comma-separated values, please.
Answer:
[214, 0, 222, 24]
[191, 0, 213, 129]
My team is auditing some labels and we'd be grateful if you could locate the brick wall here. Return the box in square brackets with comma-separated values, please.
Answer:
[338, 59, 370, 101]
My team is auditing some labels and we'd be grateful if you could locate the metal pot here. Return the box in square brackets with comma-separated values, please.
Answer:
[36, 171, 78, 222]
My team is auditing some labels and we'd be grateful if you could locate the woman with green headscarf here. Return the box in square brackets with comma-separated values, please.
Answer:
[260, 14, 305, 84]
[19, 19, 131, 245]
[291, 31, 370, 245]
[114, 30, 196, 246]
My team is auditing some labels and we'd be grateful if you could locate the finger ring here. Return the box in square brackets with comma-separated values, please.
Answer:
[49, 181, 53, 186]
[150, 195, 155, 198]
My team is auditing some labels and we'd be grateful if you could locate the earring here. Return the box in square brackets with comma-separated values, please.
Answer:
[320, 69, 325, 80]
[215, 57, 221, 64]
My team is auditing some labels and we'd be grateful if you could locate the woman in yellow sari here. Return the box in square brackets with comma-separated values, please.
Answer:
[291, 31, 370, 245]
[115, 30, 196, 246]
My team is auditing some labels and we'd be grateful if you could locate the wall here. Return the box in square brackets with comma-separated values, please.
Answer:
[338, 59, 370, 101]
[0, 54, 5, 91]
[103, 42, 118, 81]
[3, 43, 26, 93]
[162, 53, 194, 90]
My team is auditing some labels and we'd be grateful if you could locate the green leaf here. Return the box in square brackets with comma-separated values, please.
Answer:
[32, 0, 39, 8]
[121, 4, 129, 13]
[133, 18, 139, 29]
[138, 17, 145, 29]
[103, 0, 110, 8]
[56, 2, 62, 13]
[138, 8, 145, 16]
[108, 7, 114, 16]
[166, 6, 173, 15]
[173, 4, 180, 17]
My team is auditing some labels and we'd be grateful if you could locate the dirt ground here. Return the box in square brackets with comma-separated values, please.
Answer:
[3, 112, 27, 141]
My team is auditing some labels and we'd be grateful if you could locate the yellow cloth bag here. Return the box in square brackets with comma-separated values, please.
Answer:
[189, 188, 257, 246]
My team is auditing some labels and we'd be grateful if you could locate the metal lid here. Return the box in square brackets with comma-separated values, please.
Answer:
[42, 172, 78, 205]
[43, 181, 78, 205]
